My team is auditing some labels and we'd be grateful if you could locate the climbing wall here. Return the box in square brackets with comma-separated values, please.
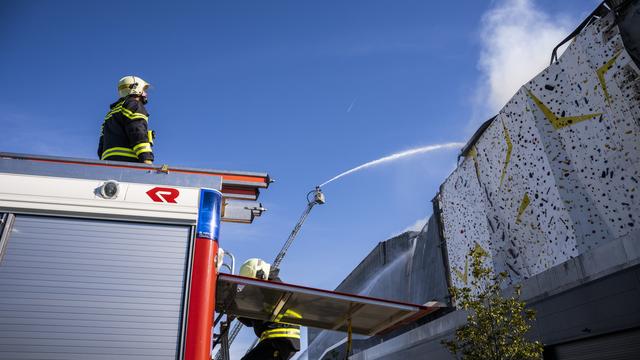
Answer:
[440, 158, 495, 289]
[439, 11, 640, 289]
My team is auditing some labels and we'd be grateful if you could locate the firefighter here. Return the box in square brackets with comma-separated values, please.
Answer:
[98, 76, 154, 163]
[238, 259, 301, 360]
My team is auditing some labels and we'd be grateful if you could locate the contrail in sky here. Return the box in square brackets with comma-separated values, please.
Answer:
[346, 97, 358, 113]
[319, 142, 465, 187]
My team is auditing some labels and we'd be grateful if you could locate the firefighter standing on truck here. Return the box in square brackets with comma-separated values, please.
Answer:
[238, 259, 301, 360]
[98, 76, 154, 163]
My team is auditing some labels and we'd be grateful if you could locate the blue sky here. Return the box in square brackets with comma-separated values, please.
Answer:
[0, 0, 598, 357]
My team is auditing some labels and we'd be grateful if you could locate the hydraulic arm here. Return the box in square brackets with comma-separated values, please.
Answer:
[273, 186, 325, 270]
[214, 187, 325, 359]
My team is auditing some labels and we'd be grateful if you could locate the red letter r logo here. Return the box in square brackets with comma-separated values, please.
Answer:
[146, 187, 180, 203]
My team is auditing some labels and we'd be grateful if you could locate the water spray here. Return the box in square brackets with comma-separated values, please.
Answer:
[319, 142, 465, 187]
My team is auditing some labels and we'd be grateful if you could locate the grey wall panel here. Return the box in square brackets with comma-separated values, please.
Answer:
[408, 215, 449, 305]
[308, 218, 452, 359]
[308, 232, 419, 360]
[0, 215, 191, 359]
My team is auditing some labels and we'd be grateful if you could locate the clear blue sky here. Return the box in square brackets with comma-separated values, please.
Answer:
[0, 0, 596, 357]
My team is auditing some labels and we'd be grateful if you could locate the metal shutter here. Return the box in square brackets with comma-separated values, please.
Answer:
[0, 215, 191, 360]
[548, 328, 640, 360]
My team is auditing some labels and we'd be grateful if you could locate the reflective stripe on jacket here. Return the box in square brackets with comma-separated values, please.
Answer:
[97, 96, 153, 163]
[259, 328, 301, 342]
[238, 316, 301, 350]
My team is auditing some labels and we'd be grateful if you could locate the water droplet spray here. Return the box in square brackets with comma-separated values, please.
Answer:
[318, 142, 465, 187]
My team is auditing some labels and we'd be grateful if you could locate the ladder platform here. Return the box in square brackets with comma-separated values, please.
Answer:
[216, 274, 445, 336]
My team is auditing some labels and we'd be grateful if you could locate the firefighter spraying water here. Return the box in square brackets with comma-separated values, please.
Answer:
[214, 187, 325, 360]
[216, 143, 467, 358]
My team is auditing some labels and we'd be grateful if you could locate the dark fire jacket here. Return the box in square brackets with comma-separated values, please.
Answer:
[98, 96, 153, 163]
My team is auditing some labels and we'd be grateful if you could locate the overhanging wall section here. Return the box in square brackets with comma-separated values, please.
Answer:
[439, 11, 640, 288]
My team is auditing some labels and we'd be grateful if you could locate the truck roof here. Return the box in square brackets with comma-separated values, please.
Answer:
[0, 152, 271, 201]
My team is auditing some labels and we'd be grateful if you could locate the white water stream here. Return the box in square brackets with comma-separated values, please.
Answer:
[319, 142, 465, 187]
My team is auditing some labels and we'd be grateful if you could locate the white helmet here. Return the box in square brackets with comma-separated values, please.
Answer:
[239, 258, 271, 280]
[117, 75, 150, 98]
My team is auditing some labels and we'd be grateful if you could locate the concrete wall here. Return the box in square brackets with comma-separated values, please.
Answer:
[439, 9, 640, 290]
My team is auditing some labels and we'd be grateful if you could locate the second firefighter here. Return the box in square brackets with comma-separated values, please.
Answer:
[237, 259, 301, 360]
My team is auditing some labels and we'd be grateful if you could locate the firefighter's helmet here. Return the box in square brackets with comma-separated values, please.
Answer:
[239, 258, 271, 280]
[117, 76, 150, 98]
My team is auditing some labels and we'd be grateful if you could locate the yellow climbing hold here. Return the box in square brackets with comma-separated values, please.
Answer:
[452, 255, 470, 285]
[516, 193, 531, 224]
[468, 146, 481, 182]
[526, 89, 602, 129]
[500, 120, 513, 188]
[597, 50, 622, 104]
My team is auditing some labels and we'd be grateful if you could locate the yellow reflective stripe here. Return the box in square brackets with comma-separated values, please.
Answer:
[261, 333, 301, 340]
[121, 112, 148, 121]
[275, 309, 303, 322]
[102, 151, 138, 160]
[284, 309, 302, 319]
[133, 142, 151, 151]
[102, 147, 137, 160]
[127, 113, 148, 121]
[103, 146, 136, 155]
[260, 329, 300, 341]
[121, 107, 148, 121]
[120, 107, 136, 116]
[106, 101, 125, 113]
[104, 105, 124, 120]
[135, 148, 152, 156]
[133, 143, 152, 156]
[262, 329, 300, 335]
[103, 101, 148, 121]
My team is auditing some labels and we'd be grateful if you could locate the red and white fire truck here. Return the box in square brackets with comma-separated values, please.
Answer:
[0, 153, 442, 360]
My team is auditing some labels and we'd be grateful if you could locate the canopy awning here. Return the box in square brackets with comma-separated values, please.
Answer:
[216, 274, 445, 336]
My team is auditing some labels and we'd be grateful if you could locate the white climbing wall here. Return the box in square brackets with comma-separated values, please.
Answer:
[439, 11, 640, 289]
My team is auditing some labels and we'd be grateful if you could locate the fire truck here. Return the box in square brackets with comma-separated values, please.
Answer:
[0, 153, 442, 360]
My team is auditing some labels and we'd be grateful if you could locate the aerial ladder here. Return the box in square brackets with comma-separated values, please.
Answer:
[213, 187, 326, 360]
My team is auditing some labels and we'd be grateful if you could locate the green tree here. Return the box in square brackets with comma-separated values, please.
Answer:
[443, 245, 543, 360]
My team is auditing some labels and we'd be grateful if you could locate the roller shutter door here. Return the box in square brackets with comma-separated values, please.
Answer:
[547, 328, 640, 360]
[0, 215, 191, 360]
